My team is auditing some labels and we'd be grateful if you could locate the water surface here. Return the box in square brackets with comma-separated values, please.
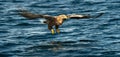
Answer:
[0, 0, 120, 57]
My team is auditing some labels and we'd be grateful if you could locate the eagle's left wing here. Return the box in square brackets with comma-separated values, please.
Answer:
[67, 13, 104, 19]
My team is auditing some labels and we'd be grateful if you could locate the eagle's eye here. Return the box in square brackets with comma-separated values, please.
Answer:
[63, 18, 67, 20]
[63, 19, 67, 21]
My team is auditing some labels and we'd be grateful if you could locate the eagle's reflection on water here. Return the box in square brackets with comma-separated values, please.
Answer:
[25, 39, 97, 52]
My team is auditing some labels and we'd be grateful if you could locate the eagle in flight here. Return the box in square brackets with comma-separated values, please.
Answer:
[19, 10, 103, 34]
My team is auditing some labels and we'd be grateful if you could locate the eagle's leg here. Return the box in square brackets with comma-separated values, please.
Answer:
[48, 25, 55, 34]
[55, 25, 60, 34]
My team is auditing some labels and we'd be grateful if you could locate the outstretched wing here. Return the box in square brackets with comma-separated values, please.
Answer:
[67, 14, 90, 19]
[18, 10, 55, 20]
[67, 13, 104, 19]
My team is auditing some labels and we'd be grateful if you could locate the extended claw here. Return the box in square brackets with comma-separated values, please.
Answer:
[56, 29, 60, 34]
[51, 29, 55, 34]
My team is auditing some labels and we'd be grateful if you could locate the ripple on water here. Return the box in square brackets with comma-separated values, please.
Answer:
[0, 53, 10, 57]
[101, 51, 120, 56]
[108, 18, 120, 23]
[0, 30, 9, 33]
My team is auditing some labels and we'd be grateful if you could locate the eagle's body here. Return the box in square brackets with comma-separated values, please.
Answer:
[19, 10, 103, 34]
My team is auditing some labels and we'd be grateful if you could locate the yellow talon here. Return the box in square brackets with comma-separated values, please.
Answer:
[51, 29, 55, 34]
[56, 29, 60, 34]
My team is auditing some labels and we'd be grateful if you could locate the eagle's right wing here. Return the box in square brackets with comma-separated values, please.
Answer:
[18, 10, 55, 20]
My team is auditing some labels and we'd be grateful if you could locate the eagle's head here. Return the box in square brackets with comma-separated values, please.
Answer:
[58, 14, 68, 19]
[56, 14, 68, 25]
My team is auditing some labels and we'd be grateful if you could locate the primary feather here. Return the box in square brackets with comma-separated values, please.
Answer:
[19, 9, 55, 20]
[67, 14, 90, 19]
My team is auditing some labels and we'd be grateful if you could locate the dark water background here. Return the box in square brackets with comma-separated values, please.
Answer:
[0, 0, 120, 57]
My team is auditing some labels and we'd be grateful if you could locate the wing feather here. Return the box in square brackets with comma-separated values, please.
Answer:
[67, 14, 90, 19]
[19, 10, 55, 20]
[67, 13, 104, 19]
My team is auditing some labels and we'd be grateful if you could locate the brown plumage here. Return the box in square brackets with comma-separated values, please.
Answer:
[18, 10, 103, 34]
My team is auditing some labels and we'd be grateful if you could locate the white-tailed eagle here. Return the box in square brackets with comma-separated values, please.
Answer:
[19, 10, 103, 34]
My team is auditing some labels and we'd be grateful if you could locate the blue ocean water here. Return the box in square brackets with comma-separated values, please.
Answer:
[0, 0, 120, 57]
